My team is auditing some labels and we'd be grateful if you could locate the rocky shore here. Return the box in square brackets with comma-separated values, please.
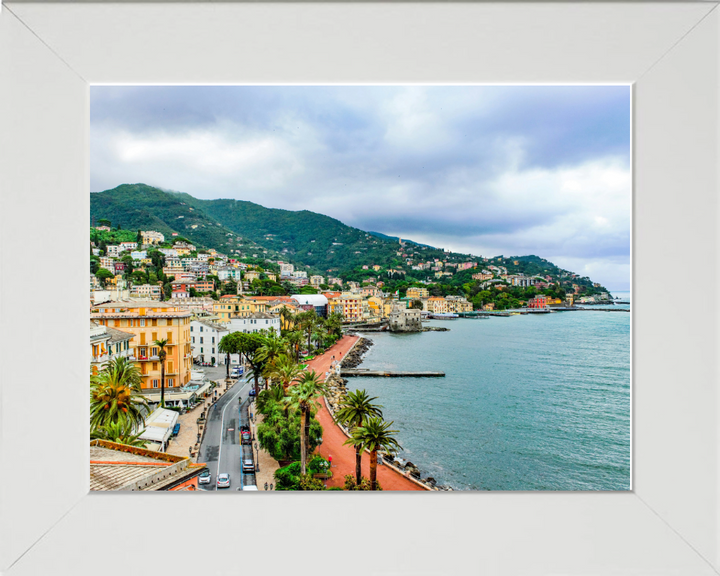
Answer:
[422, 326, 450, 332]
[326, 336, 454, 491]
[340, 337, 374, 369]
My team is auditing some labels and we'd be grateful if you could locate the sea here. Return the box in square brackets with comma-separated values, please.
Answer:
[346, 290, 631, 491]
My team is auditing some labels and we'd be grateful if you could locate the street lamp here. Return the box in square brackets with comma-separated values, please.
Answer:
[197, 432, 201, 443]
[254, 442, 259, 472]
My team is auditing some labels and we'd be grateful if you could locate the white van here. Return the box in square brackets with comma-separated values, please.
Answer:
[242, 485, 259, 491]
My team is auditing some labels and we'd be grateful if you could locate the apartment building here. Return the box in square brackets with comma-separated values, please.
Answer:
[90, 301, 193, 391]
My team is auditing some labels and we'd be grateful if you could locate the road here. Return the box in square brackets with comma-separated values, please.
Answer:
[197, 369, 254, 491]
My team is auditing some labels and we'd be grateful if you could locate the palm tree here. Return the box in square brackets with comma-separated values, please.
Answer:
[153, 338, 169, 407]
[256, 331, 289, 388]
[90, 356, 149, 433]
[285, 330, 304, 362]
[335, 390, 384, 485]
[286, 370, 326, 474]
[344, 417, 402, 490]
[279, 305, 295, 331]
[267, 354, 303, 393]
[296, 310, 318, 352]
[91, 420, 148, 448]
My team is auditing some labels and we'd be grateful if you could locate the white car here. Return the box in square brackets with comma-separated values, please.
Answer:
[198, 469, 211, 485]
[217, 473, 231, 489]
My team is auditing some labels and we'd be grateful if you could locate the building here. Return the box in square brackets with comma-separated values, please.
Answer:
[425, 297, 449, 314]
[119, 241, 138, 252]
[190, 319, 229, 363]
[90, 321, 134, 373]
[130, 284, 162, 300]
[527, 295, 549, 309]
[106, 245, 121, 258]
[388, 301, 422, 332]
[445, 296, 473, 313]
[217, 267, 242, 281]
[310, 275, 324, 286]
[213, 296, 268, 321]
[90, 440, 206, 491]
[406, 286, 429, 299]
[291, 294, 328, 317]
[279, 262, 294, 277]
[90, 301, 193, 391]
[141, 230, 165, 245]
[227, 312, 281, 335]
[326, 293, 363, 322]
[99, 256, 115, 270]
[244, 271, 260, 282]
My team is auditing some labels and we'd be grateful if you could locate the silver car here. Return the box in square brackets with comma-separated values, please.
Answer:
[217, 473, 231, 489]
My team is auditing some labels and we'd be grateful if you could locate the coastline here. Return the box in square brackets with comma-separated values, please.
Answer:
[305, 336, 427, 491]
[332, 333, 453, 491]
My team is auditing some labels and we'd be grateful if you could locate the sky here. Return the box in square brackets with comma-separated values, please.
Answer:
[91, 85, 631, 291]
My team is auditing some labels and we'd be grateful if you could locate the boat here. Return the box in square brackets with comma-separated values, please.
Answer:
[428, 312, 459, 320]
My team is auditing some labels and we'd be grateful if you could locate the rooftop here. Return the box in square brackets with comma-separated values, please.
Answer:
[90, 440, 206, 491]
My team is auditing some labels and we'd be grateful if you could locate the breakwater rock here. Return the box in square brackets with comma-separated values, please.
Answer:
[325, 374, 350, 414]
[341, 337, 374, 369]
[422, 326, 450, 332]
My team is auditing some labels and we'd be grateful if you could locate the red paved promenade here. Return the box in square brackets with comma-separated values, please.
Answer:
[306, 335, 425, 491]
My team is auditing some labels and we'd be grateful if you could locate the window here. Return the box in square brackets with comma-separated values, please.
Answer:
[192, 337, 195, 344]
[200, 337, 204, 344]
[152, 319, 157, 326]
[212, 337, 215, 343]
[200, 326, 203, 332]
[152, 362, 158, 371]
[190, 326, 193, 332]
[168, 378, 174, 387]
[140, 319, 145, 326]
[201, 347, 203, 353]
[212, 347, 215, 354]
[152, 379, 158, 388]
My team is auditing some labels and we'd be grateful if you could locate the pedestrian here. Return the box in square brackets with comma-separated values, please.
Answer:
[328, 454, 333, 467]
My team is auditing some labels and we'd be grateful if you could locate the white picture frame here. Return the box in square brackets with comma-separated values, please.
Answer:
[1, 2, 718, 575]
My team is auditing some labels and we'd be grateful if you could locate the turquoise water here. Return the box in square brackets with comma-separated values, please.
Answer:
[348, 302, 630, 491]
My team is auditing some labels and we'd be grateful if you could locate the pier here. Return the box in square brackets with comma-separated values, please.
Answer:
[341, 369, 445, 378]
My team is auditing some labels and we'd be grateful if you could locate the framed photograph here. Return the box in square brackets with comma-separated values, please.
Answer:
[1, 2, 718, 575]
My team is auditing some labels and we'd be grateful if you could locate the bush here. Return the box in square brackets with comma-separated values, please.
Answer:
[274, 462, 327, 491]
[307, 455, 330, 476]
[343, 474, 381, 491]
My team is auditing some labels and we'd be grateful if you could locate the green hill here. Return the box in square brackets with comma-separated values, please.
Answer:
[90, 184, 610, 296]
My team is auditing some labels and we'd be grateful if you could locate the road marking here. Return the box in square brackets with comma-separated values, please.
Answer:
[216, 378, 250, 484]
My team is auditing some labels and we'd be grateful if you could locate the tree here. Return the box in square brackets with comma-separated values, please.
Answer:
[295, 309, 318, 352]
[286, 370, 327, 474]
[236, 332, 267, 396]
[136, 229, 143, 245]
[344, 417, 402, 490]
[90, 420, 148, 448]
[154, 338, 168, 407]
[218, 332, 240, 380]
[266, 354, 303, 393]
[256, 330, 288, 387]
[409, 299, 423, 310]
[90, 357, 149, 433]
[335, 390, 384, 484]
[95, 268, 115, 286]
[97, 218, 111, 227]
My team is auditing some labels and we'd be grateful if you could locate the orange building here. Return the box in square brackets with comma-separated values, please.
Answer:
[90, 301, 193, 390]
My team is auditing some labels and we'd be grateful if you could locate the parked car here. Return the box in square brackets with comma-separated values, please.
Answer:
[248, 388, 256, 397]
[242, 484, 258, 491]
[217, 473, 231, 489]
[172, 423, 181, 437]
[198, 469, 211, 485]
[242, 459, 255, 473]
[241, 429, 251, 445]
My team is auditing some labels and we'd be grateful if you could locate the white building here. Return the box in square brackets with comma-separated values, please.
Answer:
[119, 241, 138, 252]
[279, 263, 294, 277]
[106, 245, 121, 258]
[226, 312, 280, 336]
[291, 270, 308, 279]
[131, 250, 147, 261]
[190, 319, 229, 364]
[218, 268, 242, 281]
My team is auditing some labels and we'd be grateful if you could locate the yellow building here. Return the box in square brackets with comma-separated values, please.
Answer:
[90, 301, 193, 391]
[213, 296, 269, 321]
[327, 293, 364, 322]
[406, 287, 429, 299]
[445, 296, 473, 313]
[425, 296, 449, 314]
